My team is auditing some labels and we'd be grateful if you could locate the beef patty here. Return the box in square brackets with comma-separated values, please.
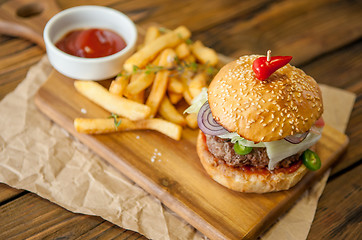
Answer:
[205, 134, 301, 169]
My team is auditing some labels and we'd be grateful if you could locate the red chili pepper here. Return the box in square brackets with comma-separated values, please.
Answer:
[252, 55, 292, 80]
[314, 117, 325, 128]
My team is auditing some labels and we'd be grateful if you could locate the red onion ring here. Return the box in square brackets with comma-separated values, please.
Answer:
[284, 130, 309, 144]
[197, 101, 229, 136]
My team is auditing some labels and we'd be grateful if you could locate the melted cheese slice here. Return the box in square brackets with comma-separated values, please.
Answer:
[263, 132, 321, 170]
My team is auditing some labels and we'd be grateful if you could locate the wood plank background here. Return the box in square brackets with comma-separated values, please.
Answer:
[0, 0, 361, 239]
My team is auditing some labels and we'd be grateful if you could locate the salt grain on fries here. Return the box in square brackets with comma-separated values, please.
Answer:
[74, 25, 219, 140]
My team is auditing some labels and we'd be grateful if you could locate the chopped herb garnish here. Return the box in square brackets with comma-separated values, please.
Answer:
[109, 113, 122, 130]
[132, 65, 140, 73]
[185, 39, 193, 45]
[158, 27, 170, 33]
[124, 60, 218, 79]
[206, 65, 218, 76]
[174, 56, 181, 64]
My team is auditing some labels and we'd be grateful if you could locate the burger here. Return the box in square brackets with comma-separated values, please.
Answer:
[185, 53, 324, 193]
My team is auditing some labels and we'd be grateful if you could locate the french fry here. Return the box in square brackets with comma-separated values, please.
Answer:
[146, 48, 176, 117]
[126, 72, 155, 95]
[73, 25, 222, 141]
[169, 92, 183, 104]
[175, 42, 190, 59]
[109, 75, 129, 96]
[127, 90, 145, 103]
[74, 81, 151, 121]
[191, 40, 218, 66]
[186, 113, 198, 129]
[74, 117, 182, 140]
[144, 26, 161, 44]
[189, 72, 207, 98]
[168, 92, 183, 104]
[74, 117, 136, 134]
[136, 118, 182, 140]
[180, 76, 194, 105]
[183, 88, 193, 105]
[152, 53, 161, 65]
[167, 77, 184, 94]
[159, 96, 186, 126]
[183, 54, 196, 63]
[123, 26, 191, 72]
[125, 73, 148, 103]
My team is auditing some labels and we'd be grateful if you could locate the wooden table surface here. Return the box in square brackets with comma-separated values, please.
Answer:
[0, 0, 361, 239]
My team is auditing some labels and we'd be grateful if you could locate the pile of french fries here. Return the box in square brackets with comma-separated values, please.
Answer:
[74, 25, 218, 140]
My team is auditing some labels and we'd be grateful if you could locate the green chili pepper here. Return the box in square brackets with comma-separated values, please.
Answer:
[234, 142, 252, 155]
[302, 149, 321, 171]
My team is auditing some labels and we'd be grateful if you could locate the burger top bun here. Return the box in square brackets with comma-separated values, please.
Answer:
[208, 55, 323, 142]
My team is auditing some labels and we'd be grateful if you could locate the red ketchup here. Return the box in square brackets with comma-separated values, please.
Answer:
[55, 28, 127, 58]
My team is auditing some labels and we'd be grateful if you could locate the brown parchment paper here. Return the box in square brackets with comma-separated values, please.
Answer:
[0, 56, 356, 240]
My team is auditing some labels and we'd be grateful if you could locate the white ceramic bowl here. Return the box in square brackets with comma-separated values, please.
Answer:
[44, 5, 137, 80]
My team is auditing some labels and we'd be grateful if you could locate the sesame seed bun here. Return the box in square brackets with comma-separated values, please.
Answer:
[197, 132, 309, 193]
[208, 55, 323, 142]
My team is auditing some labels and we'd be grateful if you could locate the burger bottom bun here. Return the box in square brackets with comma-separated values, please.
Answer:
[197, 132, 309, 193]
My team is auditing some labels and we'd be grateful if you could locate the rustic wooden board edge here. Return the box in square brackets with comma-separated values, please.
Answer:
[33, 70, 349, 240]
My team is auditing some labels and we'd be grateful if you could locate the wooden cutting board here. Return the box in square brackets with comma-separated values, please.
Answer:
[34, 70, 349, 240]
